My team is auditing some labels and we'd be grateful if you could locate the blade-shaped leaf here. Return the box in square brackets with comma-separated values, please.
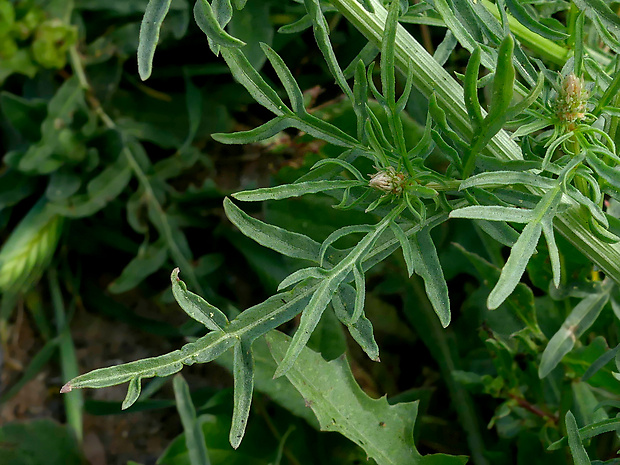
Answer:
[539, 287, 611, 378]
[565, 185, 608, 227]
[351, 263, 366, 323]
[541, 217, 561, 288]
[463, 46, 482, 129]
[212, 115, 293, 144]
[212, 113, 359, 147]
[171, 268, 229, 331]
[573, 0, 620, 42]
[122, 377, 142, 410]
[193, 0, 245, 48]
[233, 180, 364, 202]
[138, 0, 174, 80]
[565, 411, 591, 465]
[109, 239, 168, 294]
[487, 35, 515, 122]
[410, 228, 450, 327]
[505, 0, 568, 41]
[230, 339, 254, 449]
[380, 0, 399, 106]
[390, 221, 415, 276]
[548, 417, 620, 450]
[333, 284, 380, 361]
[582, 343, 620, 382]
[61, 331, 237, 392]
[474, 219, 519, 247]
[260, 43, 305, 115]
[273, 269, 348, 378]
[450, 205, 534, 223]
[224, 197, 324, 263]
[488, 221, 542, 310]
[220, 47, 287, 115]
[277, 267, 328, 291]
[303, 0, 354, 101]
[460, 171, 555, 190]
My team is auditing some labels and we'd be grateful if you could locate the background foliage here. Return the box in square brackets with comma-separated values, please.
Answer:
[2, 0, 620, 464]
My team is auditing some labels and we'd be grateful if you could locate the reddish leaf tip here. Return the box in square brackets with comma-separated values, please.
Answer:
[60, 382, 72, 393]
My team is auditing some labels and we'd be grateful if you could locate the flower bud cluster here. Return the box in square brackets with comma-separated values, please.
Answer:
[555, 73, 589, 125]
[369, 167, 407, 195]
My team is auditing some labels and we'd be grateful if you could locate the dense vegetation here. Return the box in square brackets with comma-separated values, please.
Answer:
[2, 0, 620, 464]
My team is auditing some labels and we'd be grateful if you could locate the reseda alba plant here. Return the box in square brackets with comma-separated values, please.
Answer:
[63, 0, 620, 462]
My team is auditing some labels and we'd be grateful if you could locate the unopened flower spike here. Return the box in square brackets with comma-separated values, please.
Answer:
[555, 73, 589, 128]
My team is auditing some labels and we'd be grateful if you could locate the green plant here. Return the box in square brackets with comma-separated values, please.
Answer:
[3, 0, 620, 463]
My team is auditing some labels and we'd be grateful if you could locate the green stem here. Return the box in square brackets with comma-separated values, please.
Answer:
[463, 134, 488, 178]
[69, 47, 89, 90]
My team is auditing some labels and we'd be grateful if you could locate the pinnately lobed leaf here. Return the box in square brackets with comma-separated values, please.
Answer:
[266, 331, 467, 465]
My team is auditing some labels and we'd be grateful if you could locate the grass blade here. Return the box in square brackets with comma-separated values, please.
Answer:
[173, 375, 211, 465]
[49, 270, 83, 442]
[565, 411, 591, 465]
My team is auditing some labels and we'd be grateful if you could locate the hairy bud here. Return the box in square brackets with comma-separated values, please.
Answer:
[369, 167, 406, 195]
[555, 73, 589, 125]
